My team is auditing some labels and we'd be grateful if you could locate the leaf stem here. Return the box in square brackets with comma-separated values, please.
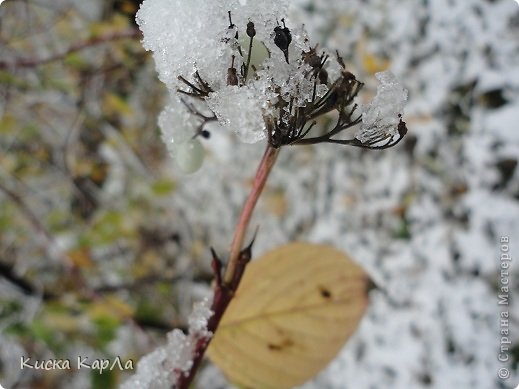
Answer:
[176, 143, 279, 389]
[223, 144, 280, 286]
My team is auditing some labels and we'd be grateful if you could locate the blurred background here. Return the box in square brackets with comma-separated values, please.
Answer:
[0, 0, 518, 388]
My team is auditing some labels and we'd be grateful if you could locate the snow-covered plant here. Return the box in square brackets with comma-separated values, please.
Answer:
[136, 0, 408, 173]
[126, 0, 409, 387]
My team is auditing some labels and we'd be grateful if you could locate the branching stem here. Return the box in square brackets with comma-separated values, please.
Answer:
[176, 143, 280, 389]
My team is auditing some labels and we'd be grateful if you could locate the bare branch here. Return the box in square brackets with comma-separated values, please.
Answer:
[0, 29, 141, 70]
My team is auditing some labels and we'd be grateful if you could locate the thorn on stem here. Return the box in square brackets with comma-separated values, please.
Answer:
[230, 227, 259, 290]
[239, 226, 259, 262]
[211, 248, 223, 286]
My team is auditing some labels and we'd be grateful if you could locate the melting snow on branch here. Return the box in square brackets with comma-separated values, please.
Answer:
[121, 298, 213, 389]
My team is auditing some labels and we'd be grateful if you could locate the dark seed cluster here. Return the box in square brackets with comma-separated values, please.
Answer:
[176, 11, 408, 149]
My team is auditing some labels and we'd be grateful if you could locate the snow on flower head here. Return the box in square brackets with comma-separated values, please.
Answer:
[137, 0, 291, 90]
[137, 0, 409, 172]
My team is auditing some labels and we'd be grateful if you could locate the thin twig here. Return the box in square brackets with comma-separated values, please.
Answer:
[0, 29, 140, 69]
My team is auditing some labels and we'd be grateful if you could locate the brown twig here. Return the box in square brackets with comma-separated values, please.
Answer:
[176, 144, 280, 389]
[0, 29, 141, 70]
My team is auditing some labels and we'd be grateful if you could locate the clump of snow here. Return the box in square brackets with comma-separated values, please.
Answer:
[206, 86, 267, 144]
[137, 0, 337, 164]
[136, 0, 290, 91]
[121, 298, 213, 389]
[357, 70, 408, 144]
[187, 298, 214, 333]
[136, 0, 299, 165]
[158, 97, 207, 173]
[158, 97, 199, 151]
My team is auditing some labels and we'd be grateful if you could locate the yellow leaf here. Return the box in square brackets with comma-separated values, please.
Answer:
[208, 242, 371, 389]
[362, 52, 390, 75]
[356, 39, 390, 75]
[67, 247, 94, 269]
[103, 93, 133, 117]
[104, 295, 135, 318]
[88, 296, 134, 321]
[0, 114, 17, 134]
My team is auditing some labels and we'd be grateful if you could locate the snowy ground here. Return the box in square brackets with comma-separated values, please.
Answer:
[191, 0, 519, 388]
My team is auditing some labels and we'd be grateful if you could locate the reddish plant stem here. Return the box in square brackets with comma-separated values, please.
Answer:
[223, 144, 280, 286]
[176, 144, 280, 389]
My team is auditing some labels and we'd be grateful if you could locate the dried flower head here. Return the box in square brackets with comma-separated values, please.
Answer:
[137, 0, 408, 172]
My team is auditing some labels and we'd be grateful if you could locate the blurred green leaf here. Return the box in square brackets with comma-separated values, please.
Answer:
[30, 319, 64, 352]
[151, 179, 176, 196]
[91, 368, 117, 389]
[0, 299, 23, 320]
[91, 210, 125, 245]
[0, 114, 17, 134]
[103, 93, 133, 117]
[0, 70, 29, 88]
[64, 52, 89, 70]
[93, 316, 119, 348]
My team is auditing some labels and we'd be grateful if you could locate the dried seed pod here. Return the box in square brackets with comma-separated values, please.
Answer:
[342, 70, 356, 83]
[318, 68, 328, 85]
[274, 19, 291, 63]
[227, 68, 238, 86]
[303, 47, 321, 68]
[246, 21, 256, 38]
[227, 56, 239, 86]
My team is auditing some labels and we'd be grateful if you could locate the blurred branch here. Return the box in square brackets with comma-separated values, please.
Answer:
[93, 274, 187, 293]
[0, 180, 73, 267]
[0, 29, 141, 70]
[0, 259, 180, 332]
[0, 260, 55, 300]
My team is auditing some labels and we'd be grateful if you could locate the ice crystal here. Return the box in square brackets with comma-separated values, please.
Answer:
[357, 71, 408, 145]
[206, 86, 266, 143]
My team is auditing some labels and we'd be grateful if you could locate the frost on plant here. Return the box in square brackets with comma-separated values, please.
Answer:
[357, 70, 408, 148]
[136, 0, 409, 172]
[121, 299, 213, 389]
